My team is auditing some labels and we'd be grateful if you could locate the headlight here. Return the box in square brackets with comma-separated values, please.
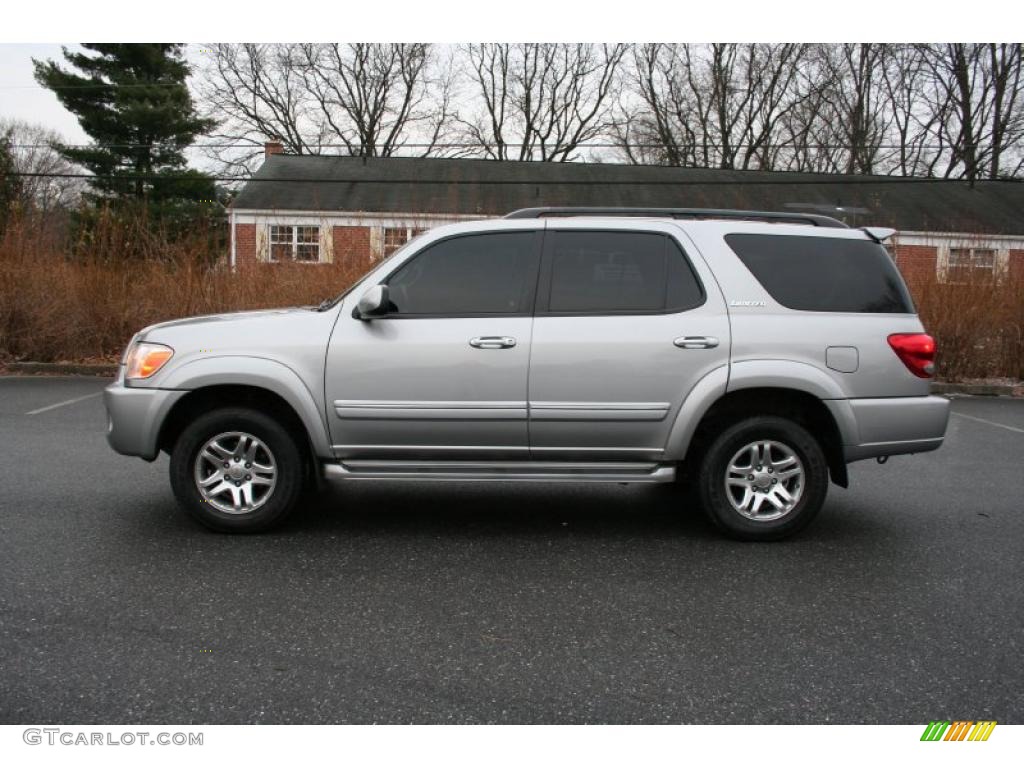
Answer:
[125, 342, 174, 380]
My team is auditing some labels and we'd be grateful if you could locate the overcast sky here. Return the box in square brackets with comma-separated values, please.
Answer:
[0, 43, 206, 145]
[0, 43, 219, 174]
[0, 44, 90, 141]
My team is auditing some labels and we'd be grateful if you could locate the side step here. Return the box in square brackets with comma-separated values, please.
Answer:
[323, 460, 676, 484]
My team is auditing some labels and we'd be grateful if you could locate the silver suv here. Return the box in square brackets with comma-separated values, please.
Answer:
[104, 207, 950, 540]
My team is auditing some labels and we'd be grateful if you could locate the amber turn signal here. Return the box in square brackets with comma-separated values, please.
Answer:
[125, 342, 174, 380]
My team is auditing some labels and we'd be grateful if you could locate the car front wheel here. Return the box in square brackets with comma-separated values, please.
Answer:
[169, 407, 306, 533]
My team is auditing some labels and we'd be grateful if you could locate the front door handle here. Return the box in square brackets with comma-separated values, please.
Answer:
[674, 336, 720, 350]
[469, 336, 517, 350]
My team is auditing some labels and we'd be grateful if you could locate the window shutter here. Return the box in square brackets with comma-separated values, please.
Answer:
[256, 224, 269, 263]
[369, 226, 384, 261]
[319, 223, 333, 264]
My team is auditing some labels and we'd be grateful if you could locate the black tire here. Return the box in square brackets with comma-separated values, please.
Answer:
[696, 416, 828, 541]
[169, 407, 306, 533]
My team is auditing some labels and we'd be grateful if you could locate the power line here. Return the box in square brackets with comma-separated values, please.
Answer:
[0, 82, 189, 90]
[5, 171, 1016, 185]
[4, 141, 973, 151]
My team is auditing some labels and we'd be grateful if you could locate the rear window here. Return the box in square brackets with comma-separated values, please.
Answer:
[725, 233, 914, 313]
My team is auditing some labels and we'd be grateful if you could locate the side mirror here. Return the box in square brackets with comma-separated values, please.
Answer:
[355, 284, 389, 319]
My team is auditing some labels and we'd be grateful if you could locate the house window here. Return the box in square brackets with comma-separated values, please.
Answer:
[383, 227, 426, 258]
[946, 247, 996, 283]
[269, 224, 321, 262]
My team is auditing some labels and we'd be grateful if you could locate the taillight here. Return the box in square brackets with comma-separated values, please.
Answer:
[887, 333, 936, 378]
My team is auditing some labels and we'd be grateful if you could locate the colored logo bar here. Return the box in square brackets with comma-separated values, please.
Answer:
[920, 721, 997, 741]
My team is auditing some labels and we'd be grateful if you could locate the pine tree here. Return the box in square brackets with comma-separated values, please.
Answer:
[33, 45, 215, 204]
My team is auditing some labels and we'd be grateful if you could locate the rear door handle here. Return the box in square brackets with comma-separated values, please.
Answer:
[674, 336, 720, 349]
[469, 336, 517, 349]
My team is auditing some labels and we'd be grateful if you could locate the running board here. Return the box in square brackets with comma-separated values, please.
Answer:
[323, 460, 676, 483]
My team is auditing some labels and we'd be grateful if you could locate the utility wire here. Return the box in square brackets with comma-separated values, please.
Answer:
[0, 82, 190, 90]
[4, 141, 970, 151]
[4, 171, 1016, 185]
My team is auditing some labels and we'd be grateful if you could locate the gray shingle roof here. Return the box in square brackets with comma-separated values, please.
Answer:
[231, 155, 1024, 235]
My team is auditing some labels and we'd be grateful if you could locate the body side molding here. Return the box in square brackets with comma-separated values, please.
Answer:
[334, 400, 526, 421]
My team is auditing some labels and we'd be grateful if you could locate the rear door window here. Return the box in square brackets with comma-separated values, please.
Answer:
[725, 233, 914, 313]
[543, 231, 705, 314]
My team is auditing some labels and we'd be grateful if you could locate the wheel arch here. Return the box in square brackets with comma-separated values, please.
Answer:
[669, 383, 849, 488]
[154, 358, 331, 469]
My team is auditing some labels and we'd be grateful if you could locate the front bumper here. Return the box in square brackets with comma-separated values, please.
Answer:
[834, 395, 950, 462]
[104, 379, 187, 460]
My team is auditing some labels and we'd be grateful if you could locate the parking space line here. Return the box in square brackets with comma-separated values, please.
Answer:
[951, 411, 1024, 434]
[26, 392, 102, 416]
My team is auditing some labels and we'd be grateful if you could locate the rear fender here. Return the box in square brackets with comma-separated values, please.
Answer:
[665, 360, 858, 475]
[664, 365, 729, 460]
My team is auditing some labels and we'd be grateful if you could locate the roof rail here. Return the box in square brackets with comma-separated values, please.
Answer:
[504, 206, 849, 229]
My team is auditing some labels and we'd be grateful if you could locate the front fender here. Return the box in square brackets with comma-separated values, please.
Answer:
[155, 355, 332, 457]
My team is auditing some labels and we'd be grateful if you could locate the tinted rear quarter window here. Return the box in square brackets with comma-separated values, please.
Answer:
[546, 231, 704, 314]
[725, 234, 914, 313]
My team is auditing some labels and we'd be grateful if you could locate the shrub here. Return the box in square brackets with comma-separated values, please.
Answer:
[1, 209, 1021, 382]
[913, 272, 1024, 381]
[0, 210, 369, 363]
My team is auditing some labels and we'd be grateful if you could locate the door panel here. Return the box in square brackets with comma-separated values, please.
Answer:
[527, 314, 728, 459]
[528, 228, 730, 460]
[326, 316, 534, 459]
[324, 228, 542, 460]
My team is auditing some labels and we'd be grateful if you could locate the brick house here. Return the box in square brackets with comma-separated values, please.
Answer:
[229, 141, 1024, 286]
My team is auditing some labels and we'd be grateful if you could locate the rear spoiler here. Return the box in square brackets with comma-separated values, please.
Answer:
[861, 227, 896, 243]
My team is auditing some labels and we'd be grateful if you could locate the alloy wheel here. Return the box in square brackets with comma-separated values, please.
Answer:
[193, 431, 277, 514]
[724, 439, 805, 522]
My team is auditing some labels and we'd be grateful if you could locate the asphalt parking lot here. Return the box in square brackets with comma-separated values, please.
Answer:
[0, 375, 1021, 724]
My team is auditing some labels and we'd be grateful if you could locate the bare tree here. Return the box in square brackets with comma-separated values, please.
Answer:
[877, 45, 945, 177]
[197, 44, 311, 175]
[0, 119, 84, 211]
[814, 44, 891, 174]
[613, 44, 699, 166]
[918, 43, 1024, 181]
[789, 44, 1024, 180]
[197, 43, 455, 173]
[296, 43, 453, 157]
[616, 44, 813, 171]
[458, 44, 628, 161]
[195, 42, 1024, 179]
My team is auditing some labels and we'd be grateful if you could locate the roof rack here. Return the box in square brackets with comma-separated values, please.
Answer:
[504, 207, 849, 229]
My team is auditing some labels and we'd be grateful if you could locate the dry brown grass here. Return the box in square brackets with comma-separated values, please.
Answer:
[912, 272, 1024, 381]
[0, 211, 369, 363]
[1, 211, 1021, 381]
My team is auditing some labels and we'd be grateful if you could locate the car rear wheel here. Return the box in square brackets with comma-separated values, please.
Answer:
[697, 416, 828, 541]
[169, 407, 305, 533]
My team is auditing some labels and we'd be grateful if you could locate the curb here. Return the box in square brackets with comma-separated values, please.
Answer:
[931, 382, 1023, 398]
[3, 362, 118, 377]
